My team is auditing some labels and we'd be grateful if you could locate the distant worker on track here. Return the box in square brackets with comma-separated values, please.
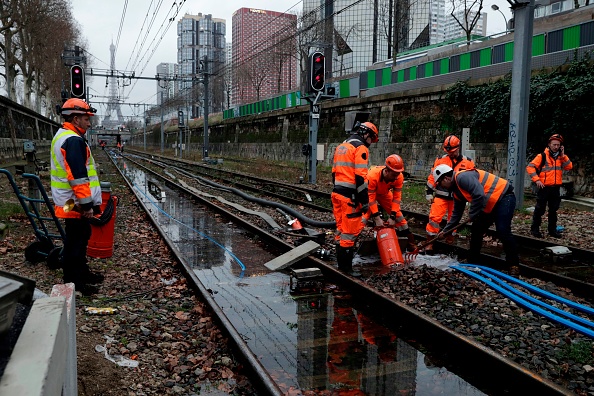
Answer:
[425, 135, 474, 253]
[526, 134, 572, 239]
[434, 165, 519, 275]
[365, 154, 416, 252]
[331, 121, 379, 276]
[51, 98, 104, 295]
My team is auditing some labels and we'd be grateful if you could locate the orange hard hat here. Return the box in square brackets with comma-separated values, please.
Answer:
[61, 98, 96, 116]
[359, 122, 379, 143]
[443, 135, 460, 153]
[548, 134, 564, 144]
[385, 154, 404, 172]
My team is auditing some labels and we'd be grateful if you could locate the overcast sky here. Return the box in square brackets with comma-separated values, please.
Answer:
[71, 0, 512, 121]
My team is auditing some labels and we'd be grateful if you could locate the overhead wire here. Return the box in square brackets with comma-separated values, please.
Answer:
[113, 0, 129, 59]
[122, 0, 158, 72]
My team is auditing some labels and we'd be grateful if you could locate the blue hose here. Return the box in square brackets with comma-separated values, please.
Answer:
[453, 265, 594, 330]
[457, 264, 594, 316]
[131, 182, 247, 273]
[452, 265, 594, 339]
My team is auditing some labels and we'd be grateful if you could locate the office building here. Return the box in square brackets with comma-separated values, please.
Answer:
[232, 7, 297, 106]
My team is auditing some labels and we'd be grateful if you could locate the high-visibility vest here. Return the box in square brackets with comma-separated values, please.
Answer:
[51, 128, 102, 218]
[427, 154, 474, 198]
[455, 169, 508, 213]
[332, 136, 369, 200]
[526, 147, 572, 187]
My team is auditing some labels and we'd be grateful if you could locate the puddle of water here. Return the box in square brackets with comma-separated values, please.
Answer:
[116, 157, 486, 395]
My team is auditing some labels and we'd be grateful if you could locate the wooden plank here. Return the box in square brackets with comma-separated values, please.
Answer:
[264, 240, 320, 271]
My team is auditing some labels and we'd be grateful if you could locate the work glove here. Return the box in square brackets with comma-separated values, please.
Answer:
[360, 203, 369, 214]
[373, 216, 384, 228]
[406, 233, 417, 252]
[426, 194, 434, 203]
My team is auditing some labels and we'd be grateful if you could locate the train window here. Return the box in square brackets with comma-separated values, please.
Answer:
[547, 30, 563, 53]
[580, 21, 594, 46]
[493, 44, 505, 64]
[450, 55, 461, 72]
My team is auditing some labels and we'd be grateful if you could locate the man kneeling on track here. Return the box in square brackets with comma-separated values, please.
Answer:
[365, 154, 416, 252]
[434, 164, 520, 276]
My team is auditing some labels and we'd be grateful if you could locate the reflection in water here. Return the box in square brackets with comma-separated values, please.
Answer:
[115, 157, 486, 396]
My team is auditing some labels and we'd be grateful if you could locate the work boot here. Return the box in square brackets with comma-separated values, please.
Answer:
[549, 230, 563, 239]
[445, 234, 455, 244]
[530, 229, 543, 238]
[85, 271, 105, 284]
[76, 283, 99, 296]
[336, 247, 360, 277]
[509, 266, 521, 276]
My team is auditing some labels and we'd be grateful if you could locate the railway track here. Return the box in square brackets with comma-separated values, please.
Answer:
[116, 150, 594, 394]
[131, 150, 594, 299]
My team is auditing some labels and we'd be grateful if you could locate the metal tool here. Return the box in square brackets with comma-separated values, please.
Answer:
[404, 219, 472, 264]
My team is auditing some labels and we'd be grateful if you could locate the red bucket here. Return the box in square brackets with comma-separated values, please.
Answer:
[376, 227, 404, 266]
[88, 183, 117, 258]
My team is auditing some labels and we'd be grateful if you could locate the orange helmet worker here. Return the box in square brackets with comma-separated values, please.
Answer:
[51, 98, 103, 295]
[425, 134, 475, 253]
[526, 133, 572, 238]
[365, 155, 416, 251]
[331, 121, 378, 275]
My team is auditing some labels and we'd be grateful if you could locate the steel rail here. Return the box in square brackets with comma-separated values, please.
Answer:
[113, 152, 569, 395]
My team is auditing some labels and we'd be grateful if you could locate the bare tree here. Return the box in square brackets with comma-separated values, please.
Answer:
[295, 10, 325, 93]
[450, 0, 484, 45]
[377, 0, 423, 64]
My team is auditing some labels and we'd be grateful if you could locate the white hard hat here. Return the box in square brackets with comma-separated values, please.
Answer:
[433, 164, 453, 183]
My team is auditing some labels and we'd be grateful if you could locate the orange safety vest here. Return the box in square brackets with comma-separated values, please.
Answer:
[332, 136, 369, 201]
[427, 154, 475, 198]
[526, 147, 572, 187]
[454, 169, 508, 213]
[367, 165, 404, 216]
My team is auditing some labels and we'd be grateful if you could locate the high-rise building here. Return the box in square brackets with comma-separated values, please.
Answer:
[177, 13, 226, 117]
[302, 0, 433, 75]
[156, 62, 178, 105]
[232, 8, 297, 106]
[429, 0, 446, 45]
[443, 10, 487, 41]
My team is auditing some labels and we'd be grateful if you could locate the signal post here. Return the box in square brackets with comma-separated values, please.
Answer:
[304, 51, 331, 184]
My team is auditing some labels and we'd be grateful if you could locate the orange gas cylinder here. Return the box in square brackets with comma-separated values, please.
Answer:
[376, 227, 404, 266]
[88, 182, 117, 258]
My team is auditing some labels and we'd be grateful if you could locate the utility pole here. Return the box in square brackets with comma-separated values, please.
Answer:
[143, 103, 147, 151]
[200, 56, 210, 160]
[178, 109, 184, 159]
[507, 0, 535, 208]
[160, 91, 164, 153]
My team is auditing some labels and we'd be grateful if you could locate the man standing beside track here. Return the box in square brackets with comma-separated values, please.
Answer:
[51, 98, 104, 295]
[434, 165, 520, 275]
[526, 134, 572, 239]
[365, 154, 416, 252]
[425, 135, 474, 253]
[331, 121, 379, 276]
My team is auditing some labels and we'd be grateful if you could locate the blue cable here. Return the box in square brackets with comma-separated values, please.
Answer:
[453, 266, 594, 330]
[131, 183, 246, 271]
[457, 264, 594, 316]
[452, 265, 594, 339]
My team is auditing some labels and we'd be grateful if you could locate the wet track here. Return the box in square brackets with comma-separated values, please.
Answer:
[112, 152, 493, 395]
[107, 149, 589, 395]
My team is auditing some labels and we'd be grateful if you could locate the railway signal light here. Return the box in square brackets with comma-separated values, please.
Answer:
[309, 52, 325, 92]
[70, 65, 86, 98]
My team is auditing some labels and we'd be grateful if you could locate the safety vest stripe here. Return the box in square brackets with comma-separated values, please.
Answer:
[335, 181, 356, 189]
[483, 175, 499, 201]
